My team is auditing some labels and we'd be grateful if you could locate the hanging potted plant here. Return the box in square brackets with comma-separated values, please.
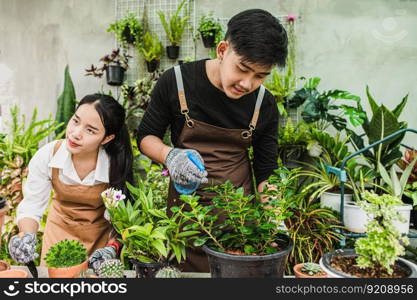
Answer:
[320, 191, 417, 278]
[139, 32, 164, 73]
[197, 12, 223, 48]
[45, 239, 88, 278]
[85, 48, 131, 86]
[102, 181, 199, 278]
[157, 0, 190, 59]
[107, 13, 143, 48]
[174, 174, 295, 278]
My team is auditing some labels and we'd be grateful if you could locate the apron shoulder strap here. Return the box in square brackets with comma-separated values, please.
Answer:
[51, 139, 64, 179]
[53, 139, 64, 155]
[249, 85, 266, 130]
[174, 65, 193, 127]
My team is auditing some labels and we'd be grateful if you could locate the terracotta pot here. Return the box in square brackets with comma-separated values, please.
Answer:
[0, 269, 28, 278]
[48, 260, 88, 278]
[0, 260, 11, 271]
[293, 263, 327, 278]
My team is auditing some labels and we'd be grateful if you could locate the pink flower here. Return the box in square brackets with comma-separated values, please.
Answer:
[287, 14, 297, 23]
[161, 169, 169, 177]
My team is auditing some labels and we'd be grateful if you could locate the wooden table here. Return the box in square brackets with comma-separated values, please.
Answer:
[11, 266, 211, 278]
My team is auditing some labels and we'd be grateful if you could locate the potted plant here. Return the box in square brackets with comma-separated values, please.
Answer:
[399, 149, 417, 228]
[197, 12, 223, 48]
[320, 191, 417, 278]
[45, 239, 88, 278]
[85, 48, 131, 86]
[107, 13, 143, 48]
[293, 262, 327, 278]
[139, 32, 164, 73]
[0, 197, 9, 238]
[288, 77, 366, 132]
[102, 182, 199, 278]
[157, 0, 190, 59]
[174, 177, 294, 278]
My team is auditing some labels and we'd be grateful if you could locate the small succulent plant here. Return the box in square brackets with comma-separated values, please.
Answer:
[155, 266, 182, 278]
[98, 259, 124, 278]
[301, 263, 324, 276]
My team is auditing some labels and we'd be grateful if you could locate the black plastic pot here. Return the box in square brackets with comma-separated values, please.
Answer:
[166, 45, 180, 59]
[146, 59, 160, 73]
[320, 249, 417, 278]
[0, 198, 6, 210]
[106, 65, 125, 86]
[202, 234, 293, 278]
[278, 144, 305, 169]
[130, 259, 166, 278]
[122, 26, 136, 44]
[200, 31, 216, 48]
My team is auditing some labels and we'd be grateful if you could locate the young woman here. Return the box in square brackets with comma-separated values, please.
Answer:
[8, 93, 133, 271]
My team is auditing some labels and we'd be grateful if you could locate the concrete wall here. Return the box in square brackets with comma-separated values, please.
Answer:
[0, 0, 416, 147]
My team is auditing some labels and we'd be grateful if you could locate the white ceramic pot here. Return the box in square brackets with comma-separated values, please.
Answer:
[319, 249, 417, 278]
[320, 192, 352, 213]
[343, 202, 412, 234]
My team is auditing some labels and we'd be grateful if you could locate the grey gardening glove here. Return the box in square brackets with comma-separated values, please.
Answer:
[165, 148, 208, 186]
[8, 232, 38, 264]
[88, 246, 117, 275]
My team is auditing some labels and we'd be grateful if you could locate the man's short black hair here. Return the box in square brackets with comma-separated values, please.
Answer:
[224, 9, 288, 68]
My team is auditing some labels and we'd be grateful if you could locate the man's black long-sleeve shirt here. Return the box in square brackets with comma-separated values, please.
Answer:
[137, 59, 278, 185]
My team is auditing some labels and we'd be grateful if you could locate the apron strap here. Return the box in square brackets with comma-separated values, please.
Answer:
[53, 139, 64, 155]
[242, 85, 266, 139]
[174, 65, 194, 128]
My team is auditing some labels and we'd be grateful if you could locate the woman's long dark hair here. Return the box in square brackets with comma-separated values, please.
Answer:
[76, 94, 134, 197]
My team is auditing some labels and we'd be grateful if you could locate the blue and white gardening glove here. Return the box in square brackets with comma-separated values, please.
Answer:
[8, 232, 38, 264]
[165, 148, 208, 186]
[88, 246, 117, 275]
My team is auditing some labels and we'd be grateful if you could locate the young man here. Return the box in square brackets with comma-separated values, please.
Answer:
[137, 8, 288, 272]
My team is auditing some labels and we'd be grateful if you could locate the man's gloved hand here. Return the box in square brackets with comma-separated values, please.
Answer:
[8, 232, 38, 264]
[165, 148, 208, 186]
[88, 246, 117, 275]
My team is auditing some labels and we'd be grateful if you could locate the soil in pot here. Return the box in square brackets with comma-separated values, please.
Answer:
[331, 256, 409, 278]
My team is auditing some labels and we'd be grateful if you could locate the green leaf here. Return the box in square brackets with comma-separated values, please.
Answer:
[151, 239, 168, 257]
[177, 231, 200, 238]
[366, 85, 379, 115]
[193, 237, 209, 247]
[392, 94, 408, 119]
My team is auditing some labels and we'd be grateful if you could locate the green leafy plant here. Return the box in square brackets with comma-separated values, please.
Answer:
[102, 181, 199, 264]
[289, 77, 365, 131]
[404, 182, 417, 206]
[55, 65, 76, 136]
[158, 0, 190, 46]
[346, 86, 408, 170]
[107, 13, 143, 48]
[175, 177, 294, 255]
[85, 48, 131, 78]
[45, 239, 87, 268]
[355, 192, 409, 274]
[139, 32, 164, 62]
[197, 12, 222, 39]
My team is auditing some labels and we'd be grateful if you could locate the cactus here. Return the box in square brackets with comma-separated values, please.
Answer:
[98, 259, 124, 278]
[155, 266, 182, 278]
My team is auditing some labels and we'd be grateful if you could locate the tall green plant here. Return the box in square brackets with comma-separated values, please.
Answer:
[346, 86, 408, 170]
[139, 32, 164, 62]
[55, 65, 76, 136]
[158, 0, 190, 46]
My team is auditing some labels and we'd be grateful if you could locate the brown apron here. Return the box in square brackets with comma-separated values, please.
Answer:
[40, 140, 112, 265]
[167, 65, 265, 272]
